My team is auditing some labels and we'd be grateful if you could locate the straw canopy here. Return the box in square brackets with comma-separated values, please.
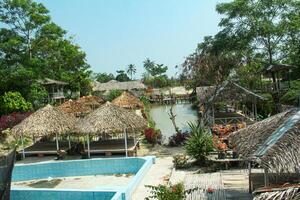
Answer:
[58, 99, 92, 117]
[76, 95, 105, 109]
[12, 104, 75, 138]
[229, 108, 300, 173]
[112, 91, 144, 109]
[76, 102, 147, 135]
[92, 80, 146, 92]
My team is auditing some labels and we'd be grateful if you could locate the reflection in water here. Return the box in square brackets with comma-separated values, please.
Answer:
[149, 104, 198, 142]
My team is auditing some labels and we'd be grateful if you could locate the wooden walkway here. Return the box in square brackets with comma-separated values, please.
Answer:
[182, 170, 252, 200]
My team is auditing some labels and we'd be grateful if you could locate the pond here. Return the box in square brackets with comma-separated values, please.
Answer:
[149, 103, 198, 142]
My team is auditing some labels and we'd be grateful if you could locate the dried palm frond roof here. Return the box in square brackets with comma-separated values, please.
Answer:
[76, 95, 105, 109]
[58, 99, 92, 116]
[37, 78, 68, 85]
[229, 108, 300, 173]
[92, 80, 146, 92]
[112, 91, 144, 109]
[76, 102, 147, 135]
[253, 184, 300, 200]
[12, 104, 75, 138]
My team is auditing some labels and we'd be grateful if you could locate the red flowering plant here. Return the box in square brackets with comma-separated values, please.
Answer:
[0, 112, 32, 132]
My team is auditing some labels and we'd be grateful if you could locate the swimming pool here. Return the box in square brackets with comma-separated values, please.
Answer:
[11, 156, 155, 200]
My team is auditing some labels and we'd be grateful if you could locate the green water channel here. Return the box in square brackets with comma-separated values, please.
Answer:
[149, 103, 198, 142]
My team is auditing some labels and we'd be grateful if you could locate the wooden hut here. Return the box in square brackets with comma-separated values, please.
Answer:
[198, 81, 265, 127]
[229, 108, 300, 192]
[38, 78, 68, 104]
[75, 102, 147, 158]
[58, 99, 92, 117]
[112, 91, 144, 109]
[11, 104, 76, 157]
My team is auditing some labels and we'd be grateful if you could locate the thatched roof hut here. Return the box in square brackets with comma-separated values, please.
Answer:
[76, 102, 147, 135]
[58, 99, 92, 117]
[229, 108, 300, 173]
[112, 91, 144, 109]
[12, 104, 75, 138]
[76, 95, 105, 110]
[92, 80, 146, 92]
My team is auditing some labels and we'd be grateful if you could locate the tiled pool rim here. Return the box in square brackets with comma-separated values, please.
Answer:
[11, 156, 155, 200]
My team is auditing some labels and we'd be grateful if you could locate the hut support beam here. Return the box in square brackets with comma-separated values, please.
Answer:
[124, 129, 128, 157]
[21, 135, 25, 159]
[87, 133, 90, 158]
[56, 132, 60, 151]
[68, 134, 71, 149]
[264, 168, 269, 187]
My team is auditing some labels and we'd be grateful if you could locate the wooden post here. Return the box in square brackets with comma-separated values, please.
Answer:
[21, 135, 25, 159]
[248, 162, 252, 193]
[56, 132, 59, 151]
[124, 129, 128, 157]
[87, 133, 90, 158]
[68, 134, 71, 149]
[264, 168, 269, 187]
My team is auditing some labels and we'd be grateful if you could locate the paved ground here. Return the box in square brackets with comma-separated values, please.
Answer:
[132, 157, 173, 200]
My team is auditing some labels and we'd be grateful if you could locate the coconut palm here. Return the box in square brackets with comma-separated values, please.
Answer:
[127, 64, 137, 80]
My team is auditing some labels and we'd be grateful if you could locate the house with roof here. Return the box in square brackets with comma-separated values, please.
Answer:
[92, 80, 146, 95]
[38, 78, 68, 104]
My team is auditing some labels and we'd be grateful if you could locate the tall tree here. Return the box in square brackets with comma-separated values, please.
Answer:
[94, 72, 115, 83]
[127, 64, 136, 80]
[115, 70, 130, 82]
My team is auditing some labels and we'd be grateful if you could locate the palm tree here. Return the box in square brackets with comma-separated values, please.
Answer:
[127, 64, 137, 80]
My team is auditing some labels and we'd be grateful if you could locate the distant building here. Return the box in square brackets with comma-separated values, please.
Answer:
[92, 80, 146, 94]
[38, 78, 68, 104]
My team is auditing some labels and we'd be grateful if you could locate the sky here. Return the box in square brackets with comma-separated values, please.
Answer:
[36, 0, 230, 78]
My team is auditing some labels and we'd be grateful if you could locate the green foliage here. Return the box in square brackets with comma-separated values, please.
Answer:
[143, 58, 168, 77]
[115, 70, 130, 82]
[256, 93, 275, 118]
[94, 73, 115, 83]
[106, 89, 122, 101]
[173, 154, 188, 169]
[0, 0, 91, 100]
[126, 64, 137, 80]
[146, 182, 195, 200]
[185, 122, 214, 162]
[0, 92, 32, 114]
[281, 80, 300, 105]
[27, 82, 48, 109]
[140, 95, 156, 128]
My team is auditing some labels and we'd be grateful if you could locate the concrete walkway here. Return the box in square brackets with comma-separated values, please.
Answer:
[132, 157, 173, 200]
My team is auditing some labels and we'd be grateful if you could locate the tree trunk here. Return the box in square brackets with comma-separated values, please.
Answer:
[168, 105, 181, 134]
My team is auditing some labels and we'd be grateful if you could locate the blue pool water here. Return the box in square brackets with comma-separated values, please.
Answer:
[11, 156, 155, 200]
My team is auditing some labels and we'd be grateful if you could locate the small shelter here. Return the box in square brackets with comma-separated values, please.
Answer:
[76, 95, 105, 110]
[76, 102, 147, 158]
[11, 104, 75, 158]
[229, 108, 300, 192]
[38, 78, 68, 104]
[58, 99, 91, 117]
[92, 80, 146, 93]
[112, 91, 144, 109]
[198, 81, 265, 127]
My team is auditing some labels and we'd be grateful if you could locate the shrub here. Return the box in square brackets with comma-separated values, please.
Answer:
[0, 92, 32, 115]
[106, 89, 122, 101]
[144, 128, 162, 145]
[168, 132, 188, 147]
[184, 122, 214, 163]
[173, 154, 188, 169]
[0, 112, 32, 132]
[146, 182, 195, 200]
[281, 80, 300, 106]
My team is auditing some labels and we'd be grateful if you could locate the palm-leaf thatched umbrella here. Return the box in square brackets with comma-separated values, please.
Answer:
[12, 104, 75, 158]
[76, 102, 147, 157]
[76, 95, 105, 110]
[112, 91, 144, 109]
[58, 99, 92, 117]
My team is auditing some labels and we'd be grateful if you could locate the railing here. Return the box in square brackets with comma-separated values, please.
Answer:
[260, 81, 290, 93]
[50, 92, 65, 99]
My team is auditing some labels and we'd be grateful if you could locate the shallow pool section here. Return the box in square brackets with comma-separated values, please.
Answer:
[11, 156, 155, 200]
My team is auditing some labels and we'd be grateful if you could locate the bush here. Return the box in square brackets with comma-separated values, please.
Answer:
[168, 132, 188, 147]
[281, 80, 300, 106]
[173, 154, 188, 169]
[0, 112, 32, 132]
[144, 128, 161, 145]
[146, 182, 195, 200]
[106, 89, 122, 101]
[184, 122, 214, 163]
[0, 91, 32, 115]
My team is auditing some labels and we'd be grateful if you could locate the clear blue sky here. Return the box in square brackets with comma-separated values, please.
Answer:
[37, 0, 230, 78]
